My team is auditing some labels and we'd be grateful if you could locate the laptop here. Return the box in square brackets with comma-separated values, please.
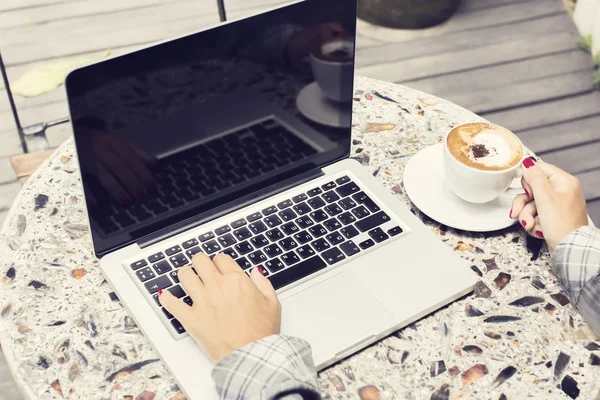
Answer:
[65, 1, 477, 398]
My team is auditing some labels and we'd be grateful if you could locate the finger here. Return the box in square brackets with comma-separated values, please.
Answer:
[129, 141, 158, 166]
[250, 266, 278, 301]
[191, 252, 220, 283]
[521, 157, 553, 203]
[178, 265, 205, 302]
[159, 289, 193, 321]
[510, 193, 528, 219]
[212, 253, 242, 275]
[531, 215, 544, 239]
[521, 176, 533, 201]
[518, 201, 538, 233]
[96, 161, 131, 205]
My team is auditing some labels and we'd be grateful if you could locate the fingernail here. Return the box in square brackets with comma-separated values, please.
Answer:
[536, 230, 544, 238]
[521, 220, 527, 228]
[524, 188, 530, 198]
[158, 290, 163, 296]
[523, 157, 536, 169]
[257, 266, 264, 276]
[509, 208, 512, 218]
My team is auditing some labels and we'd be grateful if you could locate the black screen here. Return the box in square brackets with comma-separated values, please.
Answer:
[66, 0, 357, 257]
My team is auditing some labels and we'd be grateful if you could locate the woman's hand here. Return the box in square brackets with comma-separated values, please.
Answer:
[510, 157, 588, 252]
[159, 253, 282, 363]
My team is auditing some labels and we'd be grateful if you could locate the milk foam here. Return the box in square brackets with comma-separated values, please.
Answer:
[465, 130, 513, 168]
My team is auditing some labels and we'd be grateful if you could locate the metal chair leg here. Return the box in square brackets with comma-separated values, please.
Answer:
[217, 0, 227, 22]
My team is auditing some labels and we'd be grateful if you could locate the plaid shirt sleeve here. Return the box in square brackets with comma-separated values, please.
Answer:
[211, 334, 321, 400]
[551, 225, 600, 335]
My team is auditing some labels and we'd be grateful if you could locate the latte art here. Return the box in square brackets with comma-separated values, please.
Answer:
[447, 123, 523, 171]
[312, 39, 354, 63]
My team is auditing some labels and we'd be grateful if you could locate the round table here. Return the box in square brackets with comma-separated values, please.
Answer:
[1, 76, 599, 400]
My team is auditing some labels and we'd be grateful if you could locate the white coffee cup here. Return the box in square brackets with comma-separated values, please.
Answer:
[443, 123, 526, 204]
[310, 39, 354, 102]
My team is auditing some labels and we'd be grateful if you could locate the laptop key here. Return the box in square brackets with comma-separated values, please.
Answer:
[307, 197, 326, 209]
[279, 237, 298, 251]
[308, 224, 327, 238]
[215, 225, 231, 235]
[265, 258, 285, 273]
[162, 308, 174, 320]
[219, 233, 237, 247]
[183, 296, 193, 306]
[323, 218, 341, 232]
[248, 250, 267, 265]
[352, 192, 368, 203]
[168, 285, 186, 298]
[185, 246, 202, 259]
[335, 176, 350, 185]
[388, 226, 403, 236]
[351, 206, 370, 219]
[281, 222, 299, 235]
[247, 212, 262, 222]
[182, 239, 199, 249]
[322, 191, 340, 203]
[326, 232, 345, 246]
[296, 244, 315, 259]
[277, 199, 293, 209]
[340, 241, 360, 257]
[324, 204, 342, 216]
[131, 260, 147, 271]
[144, 275, 172, 294]
[307, 188, 322, 197]
[293, 202, 311, 215]
[311, 238, 330, 252]
[264, 244, 283, 258]
[152, 293, 161, 306]
[340, 226, 359, 239]
[359, 239, 375, 249]
[309, 210, 328, 223]
[295, 215, 314, 229]
[171, 319, 186, 334]
[231, 218, 247, 229]
[235, 241, 254, 255]
[281, 251, 300, 266]
[248, 265, 270, 277]
[336, 182, 360, 197]
[264, 215, 283, 228]
[199, 232, 215, 242]
[266, 228, 284, 242]
[169, 270, 180, 284]
[249, 220, 268, 234]
[148, 252, 164, 263]
[294, 231, 313, 244]
[169, 253, 188, 268]
[268, 256, 327, 290]
[136, 267, 156, 282]
[202, 240, 222, 254]
[292, 193, 308, 203]
[338, 212, 356, 225]
[250, 234, 269, 248]
[339, 198, 356, 210]
[222, 247, 238, 259]
[368, 227, 389, 243]
[236, 257, 252, 270]
[233, 227, 252, 241]
[322, 247, 346, 265]
[165, 245, 182, 256]
[278, 208, 297, 222]
[355, 211, 391, 232]
[154, 260, 173, 275]
[362, 196, 381, 213]
[321, 181, 336, 190]
[262, 206, 278, 216]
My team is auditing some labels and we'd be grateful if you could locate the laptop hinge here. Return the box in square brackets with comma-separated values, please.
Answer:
[137, 168, 325, 250]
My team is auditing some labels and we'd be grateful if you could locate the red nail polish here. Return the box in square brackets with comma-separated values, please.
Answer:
[524, 188, 530, 198]
[158, 290, 163, 296]
[522, 220, 527, 228]
[257, 266, 264, 276]
[523, 157, 535, 169]
[509, 208, 512, 218]
[536, 231, 544, 238]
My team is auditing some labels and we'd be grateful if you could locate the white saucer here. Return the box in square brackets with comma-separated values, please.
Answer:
[296, 82, 351, 128]
[403, 144, 518, 232]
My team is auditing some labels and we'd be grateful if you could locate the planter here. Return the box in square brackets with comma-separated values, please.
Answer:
[358, 0, 461, 29]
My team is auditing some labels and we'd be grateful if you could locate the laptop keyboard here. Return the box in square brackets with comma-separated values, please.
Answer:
[128, 175, 403, 336]
[90, 118, 317, 234]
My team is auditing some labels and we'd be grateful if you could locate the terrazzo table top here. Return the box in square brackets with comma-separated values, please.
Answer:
[1, 76, 599, 400]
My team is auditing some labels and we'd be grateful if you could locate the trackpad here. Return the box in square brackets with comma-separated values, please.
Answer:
[280, 272, 393, 363]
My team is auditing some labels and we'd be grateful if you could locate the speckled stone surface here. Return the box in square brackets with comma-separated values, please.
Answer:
[1, 76, 599, 400]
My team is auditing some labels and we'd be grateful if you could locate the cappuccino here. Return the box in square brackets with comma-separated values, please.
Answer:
[312, 38, 354, 63]
[446, 123, 523, 171]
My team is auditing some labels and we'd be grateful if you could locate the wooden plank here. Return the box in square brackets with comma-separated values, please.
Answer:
[484, 91, 600, 132]
[577, 168, 600, 201]
[444, 70, 596, 114]
[356, 9, 572, 68]
[540, 141, 600, 176]
[0, 0, 81, 13]
[357, 31, 579, 83]
[461, 0, 538, 12]
[585, 199, 600, 226]
[405, 50, 594, 97]
[518, 115, 600, 154]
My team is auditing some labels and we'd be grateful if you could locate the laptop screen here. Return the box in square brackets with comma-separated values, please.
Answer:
[66, 0, 357, 257]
